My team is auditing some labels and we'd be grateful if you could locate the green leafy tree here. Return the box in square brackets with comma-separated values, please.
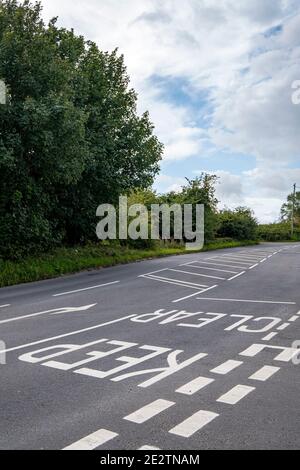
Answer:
[0, 0, 162, 258]
[217, 207, 258, 241]
[280, 192, 300, 226]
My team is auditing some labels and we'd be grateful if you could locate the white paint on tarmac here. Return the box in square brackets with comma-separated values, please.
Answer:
[53, 281, 120, 297]
[139, 446, 161, 450]
[176, 376, 215, 395]
[196, 298, 296, 305]
[228, 271, 246, 281]
[211, 360, 243, 375]
[0, 304, 10, 308]
[124, 399, 175, 424]
[172, 285, 218, 303]
[249, 366, 280, 382]
[169, 410, 219, 438]
[277, 323, 290, 331]
[217, 385, 255, 405]
[262, 332, 278, 341]
[288, 315, 299, 322]
[63, 428, 118, 450]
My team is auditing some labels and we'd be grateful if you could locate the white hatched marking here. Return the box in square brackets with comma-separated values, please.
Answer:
[288, 315, 299, 322]
[176, 376, 215, 395]
[249, 366, 280, 382]
[217, 385, 255, 405]
[262, 332, 278, 341]
[277, 323, 290, 331]
[169, 410, 219, 438]
[124, 399, 175, 424]
[63, 429, 118, 450]
[53, 281, 120, 297]
[173, 285, 218, 303]
[181, 264, 238, 274]
[211, 360, 243, 375]
[228, 271, 246, 281]
[169, 268, 225, 280]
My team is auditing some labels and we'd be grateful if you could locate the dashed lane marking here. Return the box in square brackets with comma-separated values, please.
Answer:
[124, 399, 175, 424]
[169, 410, 219, 438]
[211, 360, 243, 375]
[176, 376, 215, 395]
[217, 385, 255, 405]
[262, 332, 278, 341]
[0, 304, 10, 308]
[227, 271, 246, 281]
[53, 281, 120, 297]
[277, 323, 290, 331]
[249, 366, 280, 382]
[288, 315, 299, 322]
[139, 446, 161, 450]
[63, 429, 118, 450]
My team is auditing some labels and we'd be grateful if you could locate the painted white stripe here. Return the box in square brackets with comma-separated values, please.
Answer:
[63, 429, 118, 450]
[124, 399, 175, 424]
[2, 314, 136, 354]
[249, 263, 259, 270]
[211, 360, 243, 375]
[142, 276, 202, 290]
[228, 271, 246, 281]
[146, 274, 209, 288]
[181, 264, 238, 274]
[288, 315, 299, 322]
[212, 258, 251, 267]
[262, 332, 278, 341]
[173, 285, 218, 303]
[0, 304, 10, 308]
[219, 256, 256, 264]
[169, 269, 225, 280]
[277, 323, 290, 331]
[249, 366, 280, 382]
[195, 298, 296, 305]
[139, 446, 161, 450]
[191, 261, 254, 269]
[260, 258, 267, 263]
[169, 410, 219, 438]
[217, 385, 255, 405]
[176, 376, 215, 395]
[53, 281, 120, 297]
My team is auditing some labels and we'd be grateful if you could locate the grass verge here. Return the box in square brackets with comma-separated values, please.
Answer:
[0, 239, 258, 288]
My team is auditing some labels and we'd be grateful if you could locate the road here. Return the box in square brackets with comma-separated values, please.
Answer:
[0, 242, 300, 450]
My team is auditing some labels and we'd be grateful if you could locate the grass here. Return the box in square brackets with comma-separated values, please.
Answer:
[0, 239, 259, 288]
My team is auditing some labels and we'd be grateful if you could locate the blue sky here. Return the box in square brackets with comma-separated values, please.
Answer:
[41, 0, 300, 222]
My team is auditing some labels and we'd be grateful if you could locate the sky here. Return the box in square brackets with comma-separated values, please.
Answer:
[40, 0, 300, 223]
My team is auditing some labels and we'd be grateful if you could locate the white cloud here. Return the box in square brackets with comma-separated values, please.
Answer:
[39, 0, 300, 222]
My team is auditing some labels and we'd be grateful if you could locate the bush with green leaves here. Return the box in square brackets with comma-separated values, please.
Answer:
[217, 207, 258, 241]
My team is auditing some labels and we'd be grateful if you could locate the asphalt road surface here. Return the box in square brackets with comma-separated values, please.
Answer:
[0, 242, 300, 450]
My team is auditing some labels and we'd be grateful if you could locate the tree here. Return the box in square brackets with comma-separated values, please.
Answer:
[281, 191, 300, 226]
[0, 0, 163, 259]
[217, 207, 258, 240]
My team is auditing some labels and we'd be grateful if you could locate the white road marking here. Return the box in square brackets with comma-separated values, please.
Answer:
[169, 269, 225, 281]
[124, 399, 175, 424]
[249, 366, 280, 382]
[141, 276, 202, 290]
[227, 271, 246, 281]
[145, 274, 209, 288]
[288, 315, 299, 322]
[180, 264, 238, 274]
[0, 304, 10, 308]
[53, 281, 120, 297]
[176, 376, 215, 395]
[190, 261, 254, 270]
[249, 264, 259, 270]
[262, 332, 278, 341]
[217, 385, 255, 405]
[277, 323, 290, 331]
[139, 446, 161, 450]
[240, 344, 299, 362]
[211, 360, 243, 375]
[169, 410, 219, 438]
[0, 304, 97, 325]
[195, 298, 296, 305]
[260, 258, 267, 263]
[63, 429, 118, 450]
[2, 314, 136, 354]
[172, 285, 218, 303]
[218, 256, 256, 264]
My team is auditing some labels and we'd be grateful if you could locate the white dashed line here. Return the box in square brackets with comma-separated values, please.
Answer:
[53, 281, 120, 297]
[288, 315, 299, 322]
[176, 376, 215, 395]
[227, 271, 246, 281]
[63, 429, 118, 450]
[277, 323, 290, 331]
[249, 264, 259, 270]
[211, 360, 243, 375]
[169, 410, 219, 438]
[249, 366, 280, 382]
[217, 385, 255, 405]
[124, 399, 175, 424]
[262, 332, 278, 341]
[0, 304, 10, 308]
[195, 298, 296, 305]
[139, 446, 161, 450]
